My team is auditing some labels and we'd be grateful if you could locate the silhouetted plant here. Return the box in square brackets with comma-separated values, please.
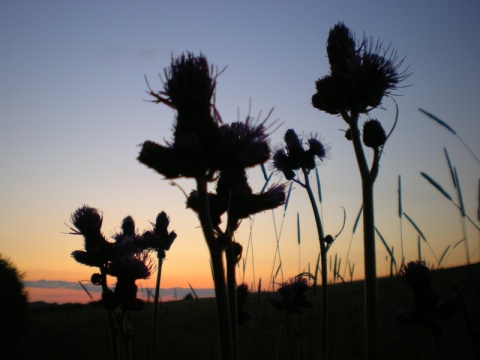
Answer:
[68, 205, 162, 360]
[311, 22, 410, 360]
[395, 261, 460, 360]
[140, 211, 177, 360]
[139, 52, 285, 360]
[270, 276, 312, 360]
[273, 128, 342, 358]
[0, 254, 28, 358]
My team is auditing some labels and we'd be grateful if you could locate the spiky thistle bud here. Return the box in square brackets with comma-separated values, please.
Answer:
[362, 119, 386, 148]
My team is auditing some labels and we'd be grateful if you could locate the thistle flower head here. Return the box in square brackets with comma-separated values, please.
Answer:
[270, 276, 312, 314]
[312, 22, 410, 115]
[141, 211, 177, 252]
[217, 119, 270, 170]
[108, 254, 153, 280]
[362, 119, 387, 148]
[400, 261, 432, 294]
[68, 205, 112, 258]
[121, 216, 135, 237]
[70, 205, 103, 239]
[272, 129, 329, 179]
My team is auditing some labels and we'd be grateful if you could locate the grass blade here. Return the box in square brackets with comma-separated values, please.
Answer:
[403, 212, 427, 242]
[78, 280, 93, 301]
[444, 148, 456, 189]
[421, 110, 480, 166]
[453, 238, 465, 249]
[419, 108, 456, 135]
[398, 175, 402, 218]
[188, 283, 199, 301]
[284, 182, 293, 214]
[313, 252, 321, 294]
[353, 206, 363, 234]
[454, 167, 466, 218]
[260, 172, 273, 194]
[374, 227, 397, 267]
[297, 212, 301, 245]
[333, 254, 338, 282]
[478, 178, 480, 223]
[438, 245, 451, 268]
[418, 236, 422, 261]
[421, 172, 453, 201]
[261, 163, 268, 182]
[349, 261, 355, 282]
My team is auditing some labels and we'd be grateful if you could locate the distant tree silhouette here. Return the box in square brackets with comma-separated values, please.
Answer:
[0, 254, 29, 356]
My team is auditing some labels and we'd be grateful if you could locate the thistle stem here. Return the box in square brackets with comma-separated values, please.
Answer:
[101, 268, 120, 360]
[226, 245, 239, 360]
[303, 170, 328, 359]
[151, 253, 164, 360]
[196, 177, 234, 360]
[348, 112, 379, 360]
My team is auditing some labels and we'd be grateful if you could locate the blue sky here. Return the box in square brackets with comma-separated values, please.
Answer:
[1, 1, 479, 302]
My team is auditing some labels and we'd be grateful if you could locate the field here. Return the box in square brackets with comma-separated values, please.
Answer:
[8, 263, 480, 360]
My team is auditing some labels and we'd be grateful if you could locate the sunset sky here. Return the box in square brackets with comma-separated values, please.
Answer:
[1, 1, 479, 304]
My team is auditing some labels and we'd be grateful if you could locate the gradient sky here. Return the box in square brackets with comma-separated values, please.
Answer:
[1, 1, 479, 303]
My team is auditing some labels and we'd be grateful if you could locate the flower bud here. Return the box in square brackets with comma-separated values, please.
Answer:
[362, 119, 386, 148]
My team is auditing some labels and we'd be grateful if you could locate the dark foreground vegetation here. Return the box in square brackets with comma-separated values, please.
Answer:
[12, 263, 480, 360]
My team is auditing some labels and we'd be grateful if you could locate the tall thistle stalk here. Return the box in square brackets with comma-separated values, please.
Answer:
[143, 212, 177, 360]
[311, 23, 409, 359]
[138, 53, 285, 360]
[272, 128, 336, 359]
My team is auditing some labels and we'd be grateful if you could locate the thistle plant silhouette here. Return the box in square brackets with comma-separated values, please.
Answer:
[67, 205, 175, 360]
[138, 52, 285, 360]
[272, 128, 341, 359]
[270, 276, 312, 360]
[311, 22, 410, 360]
[395, 261, 460, 360]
